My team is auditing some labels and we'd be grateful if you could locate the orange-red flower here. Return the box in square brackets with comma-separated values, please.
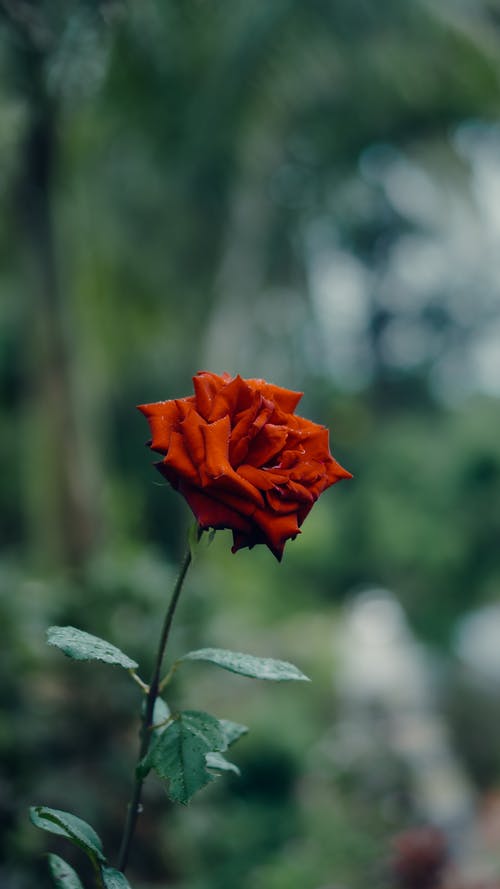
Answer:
[138, 371, 351, 560]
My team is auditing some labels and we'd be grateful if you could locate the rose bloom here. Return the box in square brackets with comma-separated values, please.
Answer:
[139, 371, 351, 560]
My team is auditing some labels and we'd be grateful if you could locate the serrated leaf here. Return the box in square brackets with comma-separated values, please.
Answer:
[144, 710, 226, 805]
[101, 866, 133, 889]
[30, 806, 106, 863]
[48, 854, 84, 889]
[206, 752, 240, 775]
[181, 648, 310, 682]
[218, 718, 248, 750]
[47, 626, 138, 670]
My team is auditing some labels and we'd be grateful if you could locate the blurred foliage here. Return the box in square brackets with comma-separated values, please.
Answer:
[1, 0, 500, 887]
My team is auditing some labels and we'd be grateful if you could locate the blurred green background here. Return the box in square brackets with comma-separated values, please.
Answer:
[2, 2, 500, 887]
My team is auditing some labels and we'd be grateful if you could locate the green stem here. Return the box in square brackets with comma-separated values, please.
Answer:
[91, 858, 105, 889]
[117, 537, 197, 872]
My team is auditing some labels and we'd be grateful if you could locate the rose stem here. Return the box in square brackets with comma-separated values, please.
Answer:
[117, 532, 199, 872]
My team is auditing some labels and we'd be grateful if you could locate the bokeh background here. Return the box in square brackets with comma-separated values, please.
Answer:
[2, 2, 500, 887]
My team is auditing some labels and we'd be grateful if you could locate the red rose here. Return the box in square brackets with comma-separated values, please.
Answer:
[138, 371, 351, 560]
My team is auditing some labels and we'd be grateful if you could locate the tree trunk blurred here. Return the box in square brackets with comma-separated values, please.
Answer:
[15, 33, 99, 573]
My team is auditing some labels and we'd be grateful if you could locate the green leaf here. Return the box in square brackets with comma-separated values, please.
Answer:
[101, 866, 133, 889]
[143, 710, 226, 805]
[29, 806, 106, 863]
[181, 648, 310, 682]
[47, 626, 138, 670]
[48, 854, 84, 889]
[206, 752, 240, 775]
[218, 718, 248, 750]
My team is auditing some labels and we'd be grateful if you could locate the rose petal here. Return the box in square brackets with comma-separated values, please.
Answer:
[155, 460, 181, 489]
[231, 529, 260, 554]
[207, 472, 264, 508]
[201, 416, 264, 507]
[275, 448, 305, 470]
[192, 371, 225, 420]
[228, 400, 263, 465]
[237, 464, 288, 491]
[265, 490, 299, 515]
[300, 425, 332, 457]
[252, 509, 301, 560]
[246, 424, 288, 468]
[247, 380, 303, 414]
[137, 399, 185, 454]
[163, 430, 199, 483]
[289, 460, 323, 484]
[200, 415, 232, 479]
[267, 480, 313, 510]
[229, 396, 274, 465]
[180, 482, 253, 533]
[180, 409, 206, 469]
[328, 457, 353, 482]
[208, 375, 253, 422]
[203, 487, 258, 518]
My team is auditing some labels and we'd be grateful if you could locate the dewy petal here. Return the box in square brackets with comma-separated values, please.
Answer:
[192, 371, 226, 420]
[247, 380, 303, 414]
[137, 399, 185, 454]
[208, 375, 253, 422]
[300, 425, 331, 459]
